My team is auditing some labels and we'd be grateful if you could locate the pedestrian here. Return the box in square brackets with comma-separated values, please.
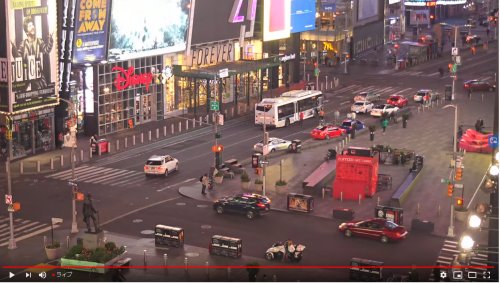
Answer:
[299, 112, 304, 126]
[57, 132, 64, 149]
[438, 67, 444, 77]
[486, 28, 490, 39]
[457, 125, 463, 140]
[468, 88, 472, 100]
[319, 108, 325, 124]
[201, 174, 208, 195]
[382, 118, 388, 134]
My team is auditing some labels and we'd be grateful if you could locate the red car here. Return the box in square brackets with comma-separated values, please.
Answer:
[463, 80, 496, 92]
[310, 124, 346, 140]
[338, 218, 408, 243]
[386, 95, 408, 107]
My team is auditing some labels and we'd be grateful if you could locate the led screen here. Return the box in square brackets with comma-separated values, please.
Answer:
[290, 0, 315, 33]
[357, 0, 379, 20]
[263, 0, 291, 41]
[73, 0, 112, 63]
[8, 0, 59, 112]
[320, 0, 336, 12]
[108, 0, 189, 61]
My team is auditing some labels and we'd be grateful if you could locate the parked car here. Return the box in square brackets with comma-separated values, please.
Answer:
[463, 79, 496, 92]
[213, 194, 271, 219]
[370, 104, 399, 117]
[354, 91, 380, 103]
[338, 218, 408, 243]
[144, 155, 179, 176]
[351, 101, 374, 114]
[253, 137, 292, 153]
[340, 119, 365, 133]
[413, 89, 439, 103]
[310, 124, 346, 140]
[386, 95, 408, 107]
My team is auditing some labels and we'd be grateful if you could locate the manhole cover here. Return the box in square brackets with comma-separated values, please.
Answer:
[132, 219, 143, 223]
[176, 202, 186, 206]
[196, 204, 208, 208]
[201, 225, 212, 229]
[185, 252, 199, 257]
[140, 230, 155, 235]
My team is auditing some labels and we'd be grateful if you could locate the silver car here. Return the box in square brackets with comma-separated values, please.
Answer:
[351, 101, 374, 114]
[253, 137, 292, 154]
[370, 104, 399, 117]
[354, 92, 380, 103]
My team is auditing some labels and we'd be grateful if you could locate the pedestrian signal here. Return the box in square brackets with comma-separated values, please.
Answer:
[456, 197, 464, 207]
[447, 183, 454, 197]
[252, 153, 261, 168]
[455, 167, 463, 181]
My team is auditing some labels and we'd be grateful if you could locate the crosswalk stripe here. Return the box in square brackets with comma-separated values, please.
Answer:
[75, 167, 120, 181]
[427, 72, 439, 77]
[100, 172, 144, 185]
[89, 170, 137, 184]
[46, 165, 91, 178]
[111, 175, 149, 187]
[438, 255, 454, 261]
[392, 88, 414, 96]
[45, 166, 97, 179]
[442, 247, 459, 253]
[0, 221, 43, 238]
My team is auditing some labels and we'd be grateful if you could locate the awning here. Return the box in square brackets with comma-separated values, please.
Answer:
[173, 56, 283, 80]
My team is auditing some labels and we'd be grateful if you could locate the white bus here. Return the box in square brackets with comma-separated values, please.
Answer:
[255, 90, 324, 128]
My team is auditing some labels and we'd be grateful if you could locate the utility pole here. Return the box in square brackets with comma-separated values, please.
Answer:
[6, 116, 16, 249]
[344, 2, 349, 74]
[452, 26, 458, 101]
[262, 110, 269, 197]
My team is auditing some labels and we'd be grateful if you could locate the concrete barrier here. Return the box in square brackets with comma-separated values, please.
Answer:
[50, 158, 54, 170]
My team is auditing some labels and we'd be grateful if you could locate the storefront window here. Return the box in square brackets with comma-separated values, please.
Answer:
[34, 117, 52, 152]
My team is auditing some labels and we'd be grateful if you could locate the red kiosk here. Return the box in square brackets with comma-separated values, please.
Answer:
[333, 147, 379, 200]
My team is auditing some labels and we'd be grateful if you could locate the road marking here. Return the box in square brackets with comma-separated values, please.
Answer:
[100, 196, 182, 227]
[427, 72, 439, 77]
[156, 178, 197, 192]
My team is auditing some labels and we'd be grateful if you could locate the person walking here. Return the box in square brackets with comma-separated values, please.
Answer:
[201, 174, 208, 195]
[468, 88, 472, 100]
[299, 112, 304, 126]
[381, 118, 389, 134]
[318, 108, 325, 124]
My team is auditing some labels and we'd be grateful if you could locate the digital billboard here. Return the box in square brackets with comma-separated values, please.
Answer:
[358, 0, 379, 20]
[0, 0, 8, 112]
[73, 0, 112, 63]
[8, 0, 59, 112]
[263, 0, 291, 41]
[320, 0, 336, 12]
[108, 0, 190, 61]
[290, 0, 315, 33]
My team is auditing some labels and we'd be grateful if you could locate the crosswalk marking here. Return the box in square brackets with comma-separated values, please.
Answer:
[0, 216, 57, 247]
[429, 239, 488, 281]
[45, 165, 148, 187]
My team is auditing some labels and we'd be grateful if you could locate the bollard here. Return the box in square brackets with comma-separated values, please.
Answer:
[199, 117, 202, 126]
[184, 257, 188, 272]
[322, 188, 325, 199]
[164, 125, 167, 136]
[141, 133, 144, 143]
[116, 140, 120, 151]
[108, 142, 112, 154]
[50, 158, 54, 170]
[73, 152, 77, 163]
[227, 267, 231, 281]
[325, 76, 328, 90]
[125, 137, 128, 148]
[377, 196, 380, 206]
[60, 154, 64, 167]
[66, 235, 70, 248]
[206, 261, 209, 279]
[307, 73, 310, 82]
[244, 104, 247, 113]
[330, 81, 333, 89]
[89, 148, 92, 159]
[340, 191, 343, 202]
[320, 82, 324, 91]
[143, 250, 147, 268]
[156, 128, 159, 139]
[178, 121, 181, 132]
[224, 109, 227, 119]
[148, 131, 152, 141]
[438, 204, 441, 216]
[231, 107, 234, 117]
[43, 236, 47, 246]
[358, 194, 361, 205]
[186, 120, 189, 130]
[192, 118, 195, 128]
[417, 203, 420, 216]
[133, 135, 136, 146]
[36, 161, 41, 172]
[482, 93, 484, 101]
[20, 162, 24, 174]
[171, 124, 174, 134]
[80, 149, 84, 161]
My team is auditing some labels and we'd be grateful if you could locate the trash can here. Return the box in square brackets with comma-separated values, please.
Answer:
[349, 258, 383, 281]
[397, 59, 406, 70]
[209, 235, 242, 258]
[290, 139, 302, 153]
[154, 225, 184, 248]
[97, 139, 109, 154]
[375, 205, 404, 225]
[287, 193, 314, 212]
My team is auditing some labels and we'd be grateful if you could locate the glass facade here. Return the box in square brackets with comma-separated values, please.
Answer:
[8, 110, 54, 159]
[96, 56, 164, 136]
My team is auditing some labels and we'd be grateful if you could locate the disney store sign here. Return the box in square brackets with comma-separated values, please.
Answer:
[112, 66, 153, 91]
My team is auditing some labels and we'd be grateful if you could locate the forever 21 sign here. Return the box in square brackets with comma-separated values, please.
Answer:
[190, 42, 235, 67]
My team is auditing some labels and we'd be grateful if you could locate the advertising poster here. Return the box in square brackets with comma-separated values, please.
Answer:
[410, 10, 429, 26]
[290, 0, 315, 33]
[8, 0, 58, 112]
[0, 0, 8, 112]
[320, 0, 336, 12]
[263, 0, 291, 41]
[108, 0, 189, 61]
[73, 0, 111, 63]
[357, 0, 379, 21]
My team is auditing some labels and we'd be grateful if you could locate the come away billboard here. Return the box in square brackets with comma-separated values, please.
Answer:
[73, 0, 112, 63]
[8, 0, 59, 112]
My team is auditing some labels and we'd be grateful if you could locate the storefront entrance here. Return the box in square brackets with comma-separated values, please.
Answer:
[135, 94, 155, 124]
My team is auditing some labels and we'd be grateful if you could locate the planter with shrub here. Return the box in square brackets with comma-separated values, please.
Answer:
[60, 242, 126, 274]
[241, 171, 251, 190]
[275, 179, 287, 190]
[45, 241, 62, 260]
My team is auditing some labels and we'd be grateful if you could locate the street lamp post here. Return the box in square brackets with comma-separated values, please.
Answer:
[452, 26, 458, 101]
[443, 104, 458, 237]
[5, 123, 16, 249]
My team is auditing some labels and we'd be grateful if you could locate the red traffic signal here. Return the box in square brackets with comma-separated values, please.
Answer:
[455, 167, 463, 181]
[211, 145, 224, 152]
[456, 197, 464, 207]
[447, 183, 454, 197]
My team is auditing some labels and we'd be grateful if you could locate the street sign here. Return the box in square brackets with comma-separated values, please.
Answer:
[452, 64, 457, 73]
[451, 47, 458, 56]
[454, 183, 464, 189]
[210, 101, 219, 111]
[453, 55, 461, 65]
[6, 130, 12, 140]
[217, 113, 224, 125]
[219, 68, 229, 78]
[5, 194, 12, 205]
[314, 68, 320, 77]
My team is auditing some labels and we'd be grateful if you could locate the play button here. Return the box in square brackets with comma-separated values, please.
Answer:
[9, 272, 14, 279]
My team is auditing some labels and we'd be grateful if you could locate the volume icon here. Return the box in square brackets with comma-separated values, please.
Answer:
[39, 272, 47, 279]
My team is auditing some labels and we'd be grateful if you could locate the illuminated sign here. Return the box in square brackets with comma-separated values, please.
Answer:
[112, 66, 153, 92]
[190, 42, 235, 67]
[280, 53, 296, 62]
[405, 0, 466, 6]
[263, 0, 291, 41]
[290, 0, 315, 33]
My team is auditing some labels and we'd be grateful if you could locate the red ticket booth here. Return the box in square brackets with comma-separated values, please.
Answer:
[333, 154, 379, 200]
[92, 139, 109, 154]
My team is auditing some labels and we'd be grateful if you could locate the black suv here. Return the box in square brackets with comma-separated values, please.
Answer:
[213, 194, 271, 219]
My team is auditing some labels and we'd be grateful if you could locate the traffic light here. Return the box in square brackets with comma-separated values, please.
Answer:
[448, 63, 453, 73]
[447, 182, 454, 197]
[211, 144, 224, 152]
[456, 197, 464, 207]
[455, 167, 463, 181]
[252, 153, 261, 168]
